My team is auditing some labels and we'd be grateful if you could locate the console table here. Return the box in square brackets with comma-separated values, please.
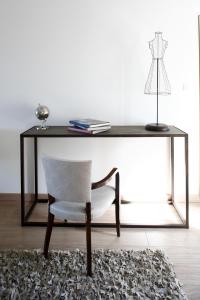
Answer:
[20, 125, 189, 228]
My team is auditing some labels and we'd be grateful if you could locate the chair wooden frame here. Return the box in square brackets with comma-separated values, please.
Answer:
[43, 168, 120, 276]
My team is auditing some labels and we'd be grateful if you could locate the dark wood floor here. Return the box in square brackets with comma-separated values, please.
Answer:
[0, 199, 200, 299]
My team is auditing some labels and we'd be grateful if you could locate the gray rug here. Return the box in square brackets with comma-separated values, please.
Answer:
[0, 249, 187, 300]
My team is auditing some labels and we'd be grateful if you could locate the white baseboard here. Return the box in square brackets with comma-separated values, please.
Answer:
[121, 193, 200, 203]
[0, 193, 200, 202]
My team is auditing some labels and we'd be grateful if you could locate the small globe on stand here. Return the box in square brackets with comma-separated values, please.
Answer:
[35, 104, 50, 130]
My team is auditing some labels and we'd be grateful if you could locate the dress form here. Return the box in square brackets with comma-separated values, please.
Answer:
[145, 32, 171, 131]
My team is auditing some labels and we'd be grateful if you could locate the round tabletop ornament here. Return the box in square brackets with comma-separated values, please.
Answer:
[35, 104, 50, 130]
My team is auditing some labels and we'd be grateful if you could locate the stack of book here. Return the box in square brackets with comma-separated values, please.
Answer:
[68, 118, 111, 134]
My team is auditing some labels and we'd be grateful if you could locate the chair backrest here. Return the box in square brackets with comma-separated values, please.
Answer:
[42, 156, 92, 203]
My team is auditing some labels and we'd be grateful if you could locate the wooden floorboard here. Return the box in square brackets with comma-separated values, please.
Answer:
[0, 199, 200, 299]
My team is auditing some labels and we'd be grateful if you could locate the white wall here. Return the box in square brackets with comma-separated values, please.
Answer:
[0, 0, 199, 201]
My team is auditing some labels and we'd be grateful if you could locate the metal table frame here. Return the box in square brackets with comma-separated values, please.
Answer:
[20, 125, 189, 228]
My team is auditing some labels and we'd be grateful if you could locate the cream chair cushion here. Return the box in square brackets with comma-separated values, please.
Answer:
[50, 186, 115, 222]
[42, 156, 115, 222]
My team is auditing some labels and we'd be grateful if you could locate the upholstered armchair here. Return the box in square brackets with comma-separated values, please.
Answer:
[42, 156, 120, 276]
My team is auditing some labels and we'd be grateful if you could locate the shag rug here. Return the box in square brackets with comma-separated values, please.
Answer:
[0, 249, 187, 300]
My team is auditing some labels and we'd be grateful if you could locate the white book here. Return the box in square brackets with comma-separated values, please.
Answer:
[68, 126, 111, 134]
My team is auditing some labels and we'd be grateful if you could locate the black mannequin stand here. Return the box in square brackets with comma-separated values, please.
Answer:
[145, 58, 169, 132]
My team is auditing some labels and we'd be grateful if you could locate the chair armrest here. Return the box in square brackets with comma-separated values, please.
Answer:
[48, 194, 55, 205]
[91, 168, 118, 190]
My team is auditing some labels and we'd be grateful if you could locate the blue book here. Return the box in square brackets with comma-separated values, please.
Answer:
[69, 118, 110, 128]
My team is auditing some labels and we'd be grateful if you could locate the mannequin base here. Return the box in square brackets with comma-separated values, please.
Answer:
[145, 123, 169, 132]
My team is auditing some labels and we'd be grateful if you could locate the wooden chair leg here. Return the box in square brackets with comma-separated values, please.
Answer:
[115, 172, 120, 237]
[43, 211, 54, 258]
[115, 201, 120, 237]
[86, 202, 92, 276]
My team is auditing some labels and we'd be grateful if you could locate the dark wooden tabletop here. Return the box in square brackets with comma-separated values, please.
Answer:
[21, 125, 187, 137]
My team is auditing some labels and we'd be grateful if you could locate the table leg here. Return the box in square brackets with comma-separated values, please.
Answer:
[34, 137, 38, 201]
[168, 137, 174, 205]
[20, 135, 25, 225]
[185, 135, 189, 228]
